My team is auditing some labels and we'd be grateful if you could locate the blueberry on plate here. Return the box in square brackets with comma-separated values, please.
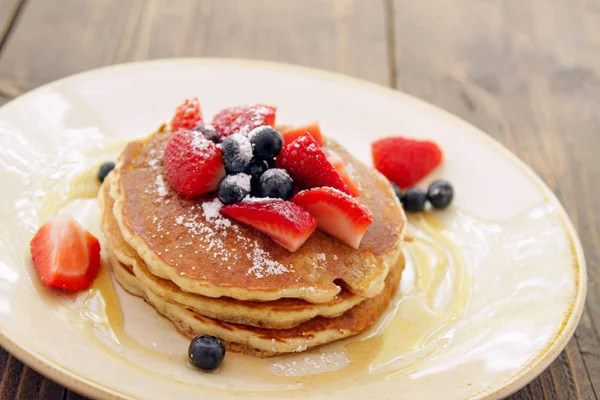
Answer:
[401, 188, 427, 212]
[259, 168, 294, 200]
[97, 161, 116, 183]
[192, 123, 220, 143]
[248, 126, 283, 159]
[218, 173, 251, 205]
[427, 179, 454, 209]
[220, 134, 253, 173]
[188, 335, 226, 371]
[390, 182, 403, 201]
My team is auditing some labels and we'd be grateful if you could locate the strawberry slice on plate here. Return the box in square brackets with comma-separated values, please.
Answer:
[327, 153, 360, 197]
[220, 200, 317, 252]
[164, 128, 226, 198]
[292, 187, 373, 249]
[170, 97, 203, 132]
[277, 133, 351, 195]
[30, 215, 101, 291]
[212, 104, 277, 138]
[281, 122, 325, 146]
[372, 136, 443, 189]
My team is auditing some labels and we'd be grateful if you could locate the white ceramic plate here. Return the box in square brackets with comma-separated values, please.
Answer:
[0, 59, 586, 400]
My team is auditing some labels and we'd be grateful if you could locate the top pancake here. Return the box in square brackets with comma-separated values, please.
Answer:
[111, 129, 406, 303]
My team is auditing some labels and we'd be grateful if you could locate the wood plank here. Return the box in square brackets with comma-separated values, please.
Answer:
[0, 0, 390, 105]
[391, 0, 600, 398]
[0, 0, 391, 398]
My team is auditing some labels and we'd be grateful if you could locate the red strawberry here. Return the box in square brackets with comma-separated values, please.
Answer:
[281, 122, 325, 146]
[164, 129, 226, 198]
[170, 97, 203, 131]
[327, 153, 360, 197]
[220, 200, 317, 252]
[212, 104, 277, 138]
[30, 216, 101, 291]
[292, 187, 373, 249]
[277, 134, 351, 195]
[372, 137, 443, 189]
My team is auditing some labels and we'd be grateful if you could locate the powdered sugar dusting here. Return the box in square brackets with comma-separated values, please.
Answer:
[247, 244, 293, 278]
[190, 131, 211, 155]
[243, 196, 278, 204]
[202, 198, 223, 220]
[155, 174, 168, 197]
[227, 173, 251, 191]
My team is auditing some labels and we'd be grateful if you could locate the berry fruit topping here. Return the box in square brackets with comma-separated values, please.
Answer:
[30, 215, 101, 291]
[259, 168, 294, 200]
[170, 97, 203, 132]
[390, 182, 403, 201]
[192, 123, 220, 144]
[281, 122, 325, 146]
[220, 133, 253, 174]
[97, 161, 116, 183]
[218, 173, 251, 205]
[188, 335, 226, 371]
[277, 134, 351, 195]
[372, 137, 443, 189]
[401, 188, 427, 212]
[164, 129, 226, 199]
[291, 187, 373, 249]
[221, 200, 317, 252]
[248, 126, 283, 159]
[245, 158, 270, 189]
[326, 153, 360, 197]
[427, 179, 454, 209]
[212, 104, 276, 138]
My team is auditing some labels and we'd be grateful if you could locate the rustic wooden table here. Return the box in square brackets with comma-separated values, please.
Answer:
[0, 0, 598, 399]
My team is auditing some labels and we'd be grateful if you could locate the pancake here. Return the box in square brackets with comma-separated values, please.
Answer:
[108, 249, 404, 357]
[110, 129, 406, 303]
[99, 179, 366, 329]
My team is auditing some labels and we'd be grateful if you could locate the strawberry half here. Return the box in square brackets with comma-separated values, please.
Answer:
[281, 122, 325, 146]
[291, 187, 373, 249]
[220, 200, 317, 252]
[372, 137, 443, 189]
[170, 97, 203, 132]
[327, 153, 360, 197]
[212, 104, 277, 138]
[277, 134, 351, 195]
[164, 129, 226, 198]
[30, 216, 101, 291]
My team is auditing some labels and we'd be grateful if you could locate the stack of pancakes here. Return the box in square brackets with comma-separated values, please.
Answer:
[99, 129, 407, 357]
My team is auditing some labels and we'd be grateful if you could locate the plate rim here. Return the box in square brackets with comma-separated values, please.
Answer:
[0, 58, 587, 400]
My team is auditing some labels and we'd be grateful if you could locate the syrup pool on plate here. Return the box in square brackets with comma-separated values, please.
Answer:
[15, 135, 572, 397]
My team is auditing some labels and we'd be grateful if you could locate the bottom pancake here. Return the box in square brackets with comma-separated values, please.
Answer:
[108, 251, 404, 357]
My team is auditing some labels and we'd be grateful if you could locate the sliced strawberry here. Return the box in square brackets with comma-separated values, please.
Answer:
[30, 216, 101, 291]
[291, 187, 373, 249]
[212, 104, 277, 138]
[277, 134, 351, 195]
[372, 137, 443, 189]
[164, 129, 226, 198]
[281, 122, 325, 146]
[220, 200, 317, 252]
[170, 97, 203, 132]
[327, 153, 360, 197]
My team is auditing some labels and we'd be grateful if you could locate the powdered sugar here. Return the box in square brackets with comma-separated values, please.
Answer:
[225, 133, 253, 164]
[246, 244, 292, 278]
[155, 174, 168, 197]
[227, 173, 251, 191]
[190, 131, 212, 155]
[202, 198, 224, 220]
[243, 196, 278, 203]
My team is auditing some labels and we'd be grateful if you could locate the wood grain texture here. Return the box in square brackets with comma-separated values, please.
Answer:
[0, 0, 597, 398]
[390, 0, 600, 398]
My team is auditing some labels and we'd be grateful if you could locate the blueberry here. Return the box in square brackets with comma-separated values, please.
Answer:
[188, 335, 226, 371]
[266, 158, 276, 169]
[192, 123, 220, 143]
[390, 182, 403, 201]
[246, 159, 269, 188]
[97, 161, 116, 183]
[401, 188, 427, 212]
[248, 126, 283, 159]
[259, 168, 294, 200]
[427, 179, 454, 209]
[220, 134, 253, 173]
[218, 173, 251, 204]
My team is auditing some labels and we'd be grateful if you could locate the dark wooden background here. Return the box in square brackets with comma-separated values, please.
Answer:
[0, 0, 598, 399]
